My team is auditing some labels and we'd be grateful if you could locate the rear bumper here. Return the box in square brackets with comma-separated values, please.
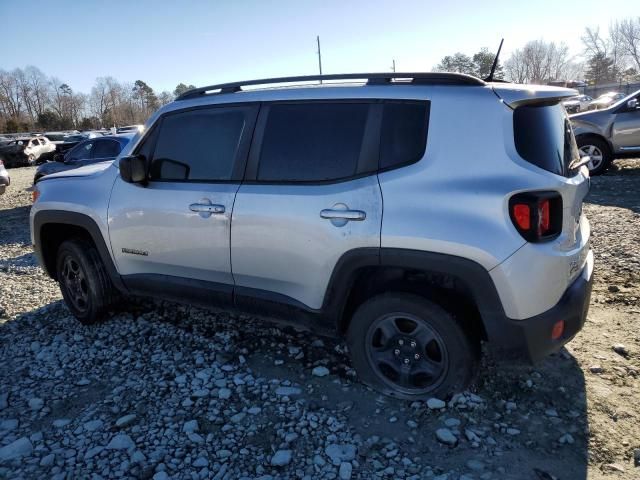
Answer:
[491, 250, 593, 362]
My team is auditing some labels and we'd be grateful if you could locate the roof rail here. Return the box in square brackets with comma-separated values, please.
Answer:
[175, 72, 485, 100]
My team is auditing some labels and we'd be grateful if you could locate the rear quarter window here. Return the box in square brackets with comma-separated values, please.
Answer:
[513, 103, 579, 177]
[379, 101, 429, 170]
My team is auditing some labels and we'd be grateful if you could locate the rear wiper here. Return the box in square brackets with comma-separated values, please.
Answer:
[569, 156, 591, 170]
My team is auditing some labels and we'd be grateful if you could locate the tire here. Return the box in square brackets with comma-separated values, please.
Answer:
[26, 154, 36, 167]
[346, 293, 478, 400]
[577, 136, 612, 176]
[56, 239, 117, 325]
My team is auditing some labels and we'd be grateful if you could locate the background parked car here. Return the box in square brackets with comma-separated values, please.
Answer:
[571, 89, 640, 174]
[588, 92, 626, 110]
[0, 136, 56, 167]
[0, 159, 9, 194]
[562, 94, 592, 113]
[34, 134, 133, 182]
[43, 131, 75, 146]
[116, 124, 144, 134]
[55, 134, 87, 154]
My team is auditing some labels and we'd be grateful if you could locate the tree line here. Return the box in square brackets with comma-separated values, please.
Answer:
[2, 16, 639, 133]
[0, 69, 196, 133]
[435, 17, 640, 85]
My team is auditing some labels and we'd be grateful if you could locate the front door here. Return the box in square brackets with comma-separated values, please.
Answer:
[108, 104, 258, 301]
[612, 96, 640, 152]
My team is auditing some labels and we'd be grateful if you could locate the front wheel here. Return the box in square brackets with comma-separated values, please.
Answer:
[577, 137, 612, 176]
[347, 293, 478, 400]
[56, 239, 117, 324]
[26, 154, 36, 166]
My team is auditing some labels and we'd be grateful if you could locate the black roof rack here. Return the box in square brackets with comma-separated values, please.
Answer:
[175, 72, 485, 100]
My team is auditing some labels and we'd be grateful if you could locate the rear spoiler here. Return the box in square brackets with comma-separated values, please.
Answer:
[490, 83, 578, 109]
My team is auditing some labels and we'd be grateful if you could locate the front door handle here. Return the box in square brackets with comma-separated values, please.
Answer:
[320, 209, 366, 221]
[189, 200, 225, 218]
[190, 203, 225, 214]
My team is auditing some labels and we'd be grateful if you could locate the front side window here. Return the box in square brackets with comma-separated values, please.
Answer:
[92, 139, 121, 158]
[149, 108, 246, 181]
[257, 103, 369, 182]
[67, 141, 94, 162]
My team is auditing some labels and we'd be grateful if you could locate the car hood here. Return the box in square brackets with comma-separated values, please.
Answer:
[36, 161, 75, 178]
[570, 109, 611, 121]
[38, 160, 114, 181]
[591, 98, 614, 105]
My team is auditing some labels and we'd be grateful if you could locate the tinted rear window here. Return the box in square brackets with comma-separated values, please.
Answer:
[258, 103, 368, 182]
[380, 102, 429, 170]
[513, 103, 579, 177]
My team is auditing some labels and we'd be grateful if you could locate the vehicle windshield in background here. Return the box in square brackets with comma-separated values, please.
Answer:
[513, 103, 580, 177]
[64, 135, 85, 142]
[45, 134, 65, 141]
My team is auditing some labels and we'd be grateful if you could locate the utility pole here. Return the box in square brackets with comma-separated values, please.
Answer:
[392, 59, 396, 73]
[317, 35, 323, 83]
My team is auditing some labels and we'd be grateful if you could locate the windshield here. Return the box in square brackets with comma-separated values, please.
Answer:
[45, 134, 65, 141]
[607, 90, 639, 108]
[64, 135, 85, 142]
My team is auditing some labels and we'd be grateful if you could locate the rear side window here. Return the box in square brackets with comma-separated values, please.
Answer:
[380, 102, 429, 170]
[149, 107, 246, 181]
[513, 103, 579, 177]
[258, 103, 369, 182]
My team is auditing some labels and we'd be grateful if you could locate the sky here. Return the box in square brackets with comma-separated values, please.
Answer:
[0, 0, 637, 95]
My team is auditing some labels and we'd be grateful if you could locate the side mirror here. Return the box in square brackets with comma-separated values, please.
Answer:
[627, 98, 639, 110]
[119, 155, 147, 184]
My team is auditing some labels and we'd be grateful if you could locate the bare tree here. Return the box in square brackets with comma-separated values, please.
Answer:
[0, 70, 23, 119]
[158, 91, 173, 106]
[25, 66, 49, 118]
[504, 40, 575, 84]
[611, 17, 640, 71]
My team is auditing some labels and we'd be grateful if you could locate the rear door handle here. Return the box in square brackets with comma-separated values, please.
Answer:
[320, 209, 366, 221]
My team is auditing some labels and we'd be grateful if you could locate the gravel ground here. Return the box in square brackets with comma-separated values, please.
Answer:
[0, 162, 638, 480]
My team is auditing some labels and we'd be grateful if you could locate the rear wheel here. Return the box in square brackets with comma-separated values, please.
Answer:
[26, 154, 36, 167]
[347, 293, 478, 400]
[56, 239, 117, 325]
[577, 137, 612, 176]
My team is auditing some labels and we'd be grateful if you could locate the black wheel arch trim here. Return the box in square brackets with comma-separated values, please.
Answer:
[32, 209, 127, 292]
[323, 247, 509, 344]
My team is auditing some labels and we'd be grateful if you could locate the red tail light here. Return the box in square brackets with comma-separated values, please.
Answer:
[538, 199, 550, 236]
[512, 204, 531, 231]
[509, 192, 562, 242]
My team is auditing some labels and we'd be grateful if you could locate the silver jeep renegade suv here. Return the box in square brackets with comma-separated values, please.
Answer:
[30, 73, 594, 399]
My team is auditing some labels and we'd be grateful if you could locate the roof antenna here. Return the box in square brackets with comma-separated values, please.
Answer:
[485, 38, 504, 82]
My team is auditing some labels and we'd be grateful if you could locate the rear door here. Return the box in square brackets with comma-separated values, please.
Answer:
[108, 104, 258, 299]
[231, 101, 383, 311]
